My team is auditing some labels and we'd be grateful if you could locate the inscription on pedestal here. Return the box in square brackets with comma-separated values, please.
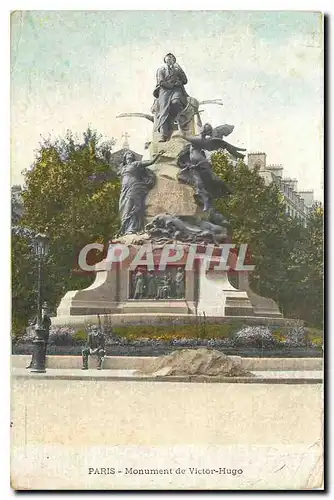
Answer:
[145, 172, 199, 220]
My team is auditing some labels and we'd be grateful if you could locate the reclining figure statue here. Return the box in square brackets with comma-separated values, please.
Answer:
[145, 212, 230, 245]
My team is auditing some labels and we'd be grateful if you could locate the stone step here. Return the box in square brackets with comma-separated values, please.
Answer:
[12, 355, 323, 371]
[11, 367, 323, 384]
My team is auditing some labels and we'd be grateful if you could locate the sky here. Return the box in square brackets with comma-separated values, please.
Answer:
[10, 10, 323, 200]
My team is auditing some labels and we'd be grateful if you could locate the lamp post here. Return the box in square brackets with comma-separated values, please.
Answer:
[30, 233, 49, 373]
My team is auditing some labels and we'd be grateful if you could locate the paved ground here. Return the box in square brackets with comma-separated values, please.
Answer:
[11, 378, 323, 490]
[11, 367, 323, 383]
[11, 378, 323, 447]
[254, 370, 322, 379]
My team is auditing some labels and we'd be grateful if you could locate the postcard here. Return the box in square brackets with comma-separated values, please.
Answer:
[11, 10, 324, 490]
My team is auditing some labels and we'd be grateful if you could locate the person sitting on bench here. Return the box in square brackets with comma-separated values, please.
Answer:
[82, 325, 106, 370]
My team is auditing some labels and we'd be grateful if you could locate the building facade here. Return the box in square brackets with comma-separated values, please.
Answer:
[11, 184, 24, 224]
[109, 132, 143, 168]
[247, 152, 314, 222]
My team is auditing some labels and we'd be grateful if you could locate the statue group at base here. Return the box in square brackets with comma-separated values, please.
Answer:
[54, 52, 283, 325]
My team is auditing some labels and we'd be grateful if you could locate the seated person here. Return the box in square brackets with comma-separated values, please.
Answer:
[82, 326, 106, 370]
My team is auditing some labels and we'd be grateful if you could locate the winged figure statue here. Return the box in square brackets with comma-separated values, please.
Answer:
[116, 98, 226, 135]
[176, 123, 245, 212]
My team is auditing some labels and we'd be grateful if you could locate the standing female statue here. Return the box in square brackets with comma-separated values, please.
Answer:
[118, 150, 165, 235]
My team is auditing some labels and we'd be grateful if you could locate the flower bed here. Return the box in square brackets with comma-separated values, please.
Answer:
[13, 321, 323, 356]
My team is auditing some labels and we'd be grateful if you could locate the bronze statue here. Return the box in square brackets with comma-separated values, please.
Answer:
[118, 150, 164, 235]
[117, 98, 227, 144]
[176, 123, 245, 211]
[145, 212, 229, 245]
[146, 271, 157, 298]
[175, 267, 185, 298]
[153, 53, 189, 142]
[156, 272, 173, 299]
[111, 55, 248, 241]
[133, 270, 146, 299]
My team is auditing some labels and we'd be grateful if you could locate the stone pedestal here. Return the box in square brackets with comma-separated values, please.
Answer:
[54, 123, 285, 328]
[145, 170, 199, 221]
[56, 268, 120, 317]
[56, 254, 197, 322]
[145, 132, 201, 221]
[196, 257, 254, 317]
[238, 271, 282, 318]
[149, 130, 187, 164]
[54, 247, 283, 327]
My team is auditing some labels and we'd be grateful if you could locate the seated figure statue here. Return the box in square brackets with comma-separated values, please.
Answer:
[82, 325, 106, 370]
[153, 53, 189, 141]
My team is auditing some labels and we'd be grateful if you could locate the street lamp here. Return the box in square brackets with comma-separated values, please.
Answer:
[30, 233, 49, 373]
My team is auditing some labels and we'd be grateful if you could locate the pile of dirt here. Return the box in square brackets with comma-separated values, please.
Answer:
[137, 348, 254, 377]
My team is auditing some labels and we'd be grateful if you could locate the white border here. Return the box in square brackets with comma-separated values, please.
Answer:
[2, 2, 330, 497]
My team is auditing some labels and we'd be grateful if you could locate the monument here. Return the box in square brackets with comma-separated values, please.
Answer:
[54, 53, 282, 327]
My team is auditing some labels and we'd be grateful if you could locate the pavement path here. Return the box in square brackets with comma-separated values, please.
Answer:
[11, 368, 323, 383]
[11, 377, 323, 490]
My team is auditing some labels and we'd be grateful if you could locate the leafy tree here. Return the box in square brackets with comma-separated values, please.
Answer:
[213, 153, 301, 292]
[12, 128, 120, 336]
[12, 139, 323, 337]
[12, 232, 37, 338]
[283, 203, 324, 326]
[212, 152, 323, 326]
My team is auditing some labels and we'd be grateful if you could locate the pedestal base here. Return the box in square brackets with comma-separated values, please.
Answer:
[196, 257, 254, 317]
[55, 251, 283, 327]
[52, 313, 289, 329]
[238, 272, 282, 318]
